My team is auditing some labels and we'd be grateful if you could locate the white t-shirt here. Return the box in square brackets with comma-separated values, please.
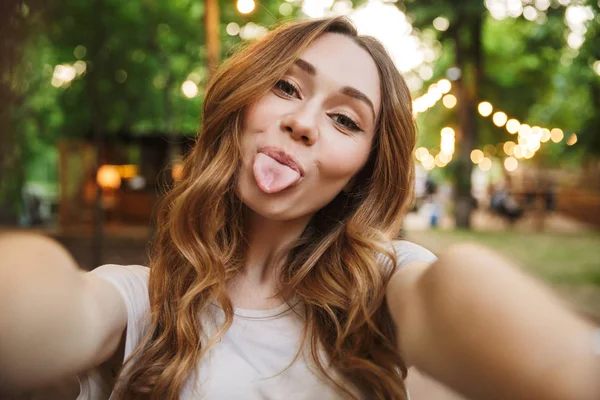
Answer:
[77, 240, 436, 400]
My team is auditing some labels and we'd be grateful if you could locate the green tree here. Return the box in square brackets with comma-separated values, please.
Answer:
[401, 0, 487, 228]
[572, 0, 600, 158]
[0, 0, 49, 223]
[2, 0, 303, 225]
[401, 0, 598, 227]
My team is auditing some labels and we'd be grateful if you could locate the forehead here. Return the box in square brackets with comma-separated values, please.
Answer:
[298, 32, 381, 114]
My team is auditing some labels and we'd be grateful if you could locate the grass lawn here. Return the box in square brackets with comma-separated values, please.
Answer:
[405, 229, 600, 321]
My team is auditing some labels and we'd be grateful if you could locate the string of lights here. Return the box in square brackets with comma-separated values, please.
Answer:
[414, 95, 578, 173]
[412, 79, 453, 115]
[472, 100, 577, 172]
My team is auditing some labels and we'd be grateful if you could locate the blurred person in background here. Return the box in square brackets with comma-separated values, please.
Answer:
[489, 179, 523, 227]
[423, 176, 444, 228]
[1, 17, 600, 400]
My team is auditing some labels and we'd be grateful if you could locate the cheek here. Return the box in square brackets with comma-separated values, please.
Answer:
[317, 137, 372, 180]
[241, 98, 274, 161]
[244, 94, 282, 132]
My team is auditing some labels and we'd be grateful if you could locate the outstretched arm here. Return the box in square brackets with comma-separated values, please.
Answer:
[0, 232, 127, 393]
[387, 243, 600, 400]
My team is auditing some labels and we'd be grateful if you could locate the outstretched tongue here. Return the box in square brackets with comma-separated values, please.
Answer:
[253, 153, 301, 194]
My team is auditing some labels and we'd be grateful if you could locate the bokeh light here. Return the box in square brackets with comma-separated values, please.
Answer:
[504, 157, 518, 172]
[550, 128, 564, 143]
[97, 165, 122, 190]
[506, 119, 520, 134]
[437, 79, 452, 94]
[470, 149, 484, 164]
[73, 60, 87, 75]
[503, 141, 516, 156]
[73, 45, 86, 59]
[279, 3, 293, 16]
[302, 0, 334, 18]
[115, 70, 127, 83]
[433, 17, 450, 31]
[422, 154, 435, 170]
[441, 127, 455, 137]
[351, 1, 428, 73]
[442, 94, 457, 109]
[541, 128, 551, 143]
[594, 60, 600, 76]
[415, 147, 429, 162]
[518, 124, 532, 137]
[226, 22, 240, 36]
[523, 6, 538, 21]
[478, 101, 493, 117]
[492, 111, 508, 127]
[513, 145, 524, 159]
[181, 80, 198, 98]
[237, 0, 256, 14]
[478, 157, 492, 171]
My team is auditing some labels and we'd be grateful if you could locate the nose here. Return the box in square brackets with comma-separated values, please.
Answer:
[280, 105, 319, 146]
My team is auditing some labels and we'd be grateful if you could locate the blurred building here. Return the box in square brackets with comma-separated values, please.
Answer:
[58, 133, 194, 230]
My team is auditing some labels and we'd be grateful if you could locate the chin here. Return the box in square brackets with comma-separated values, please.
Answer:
[238, 181, 306, 221]
[246, 201, 302, 221]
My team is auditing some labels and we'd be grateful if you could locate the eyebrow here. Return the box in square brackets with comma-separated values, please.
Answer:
[294, 59, 377, 122]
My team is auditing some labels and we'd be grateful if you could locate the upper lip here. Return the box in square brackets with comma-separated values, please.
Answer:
[258, 146, 305, 176]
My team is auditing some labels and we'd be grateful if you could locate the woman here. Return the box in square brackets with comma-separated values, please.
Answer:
[0, 16, 599, 400]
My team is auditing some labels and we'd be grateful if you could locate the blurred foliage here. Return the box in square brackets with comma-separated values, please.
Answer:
[0, 0, 47, 221]
[0, 0, 297, 221]
[574, 0, 600, 158]
[405, 0, 600, 166]
[22, 0, 296, 139]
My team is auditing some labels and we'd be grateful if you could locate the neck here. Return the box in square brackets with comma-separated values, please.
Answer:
[241, 208, 311, 285]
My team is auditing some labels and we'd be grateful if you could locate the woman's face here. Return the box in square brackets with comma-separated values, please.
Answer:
[237, 32, 381, 221]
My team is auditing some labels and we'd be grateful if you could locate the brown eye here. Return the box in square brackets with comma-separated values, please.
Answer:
[330, 113, 363, 133]
[275, 79, 299, 98]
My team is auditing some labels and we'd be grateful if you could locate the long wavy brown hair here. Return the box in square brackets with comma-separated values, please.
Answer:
[114, 16, 416, 400]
